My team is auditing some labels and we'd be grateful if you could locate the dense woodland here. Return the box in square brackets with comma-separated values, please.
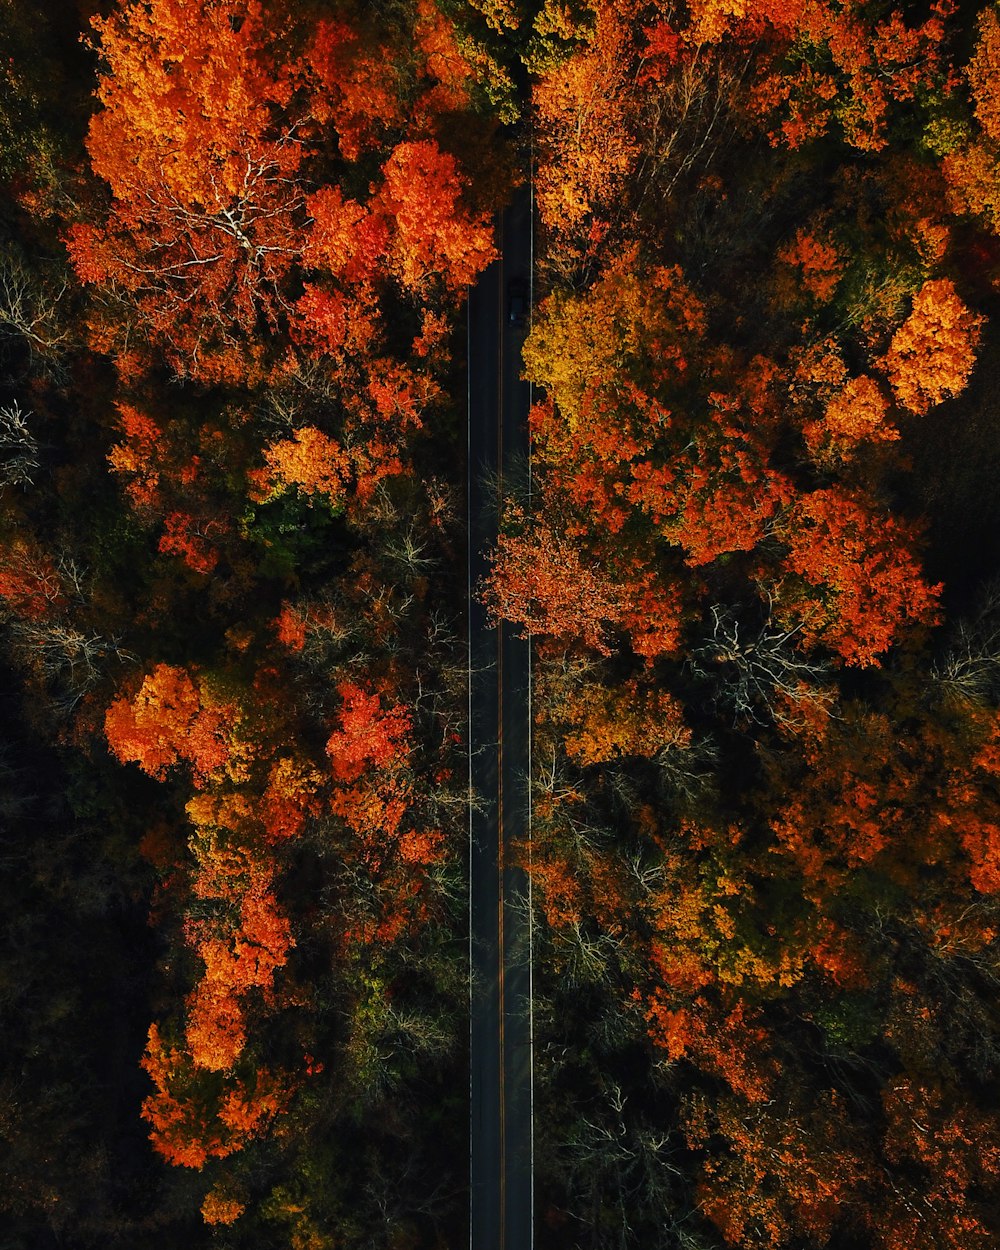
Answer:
[4, 1, 1000, 1247]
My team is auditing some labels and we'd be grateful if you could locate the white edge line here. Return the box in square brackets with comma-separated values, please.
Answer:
[526, 144, 535, 1250]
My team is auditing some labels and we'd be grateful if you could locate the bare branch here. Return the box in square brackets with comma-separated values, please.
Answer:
[690, 603, 837, 729]
[0, 402, 39, 488]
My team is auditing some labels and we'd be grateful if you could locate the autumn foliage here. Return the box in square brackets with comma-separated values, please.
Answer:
[104, 664, 234, 783]
[882, 278, 984, 416]
[7, 0, 1000, 1245]
[491, 2, 1000, 1247]
[30, 0, 491, 1214]
[66, 0, 495, 383]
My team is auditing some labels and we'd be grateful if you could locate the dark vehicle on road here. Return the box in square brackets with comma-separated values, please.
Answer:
[507, 276, 529, 327]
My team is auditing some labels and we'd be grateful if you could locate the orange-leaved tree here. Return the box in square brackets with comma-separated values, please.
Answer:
[376, 140, 497, 296]
[141, 1023, 293, 1168]
[484, 509, 629, 655]
[67, 0, 305, 381]
[104, 663, 236, 784]
[770, 487, 941, 667]
[881, 278, 983, 416]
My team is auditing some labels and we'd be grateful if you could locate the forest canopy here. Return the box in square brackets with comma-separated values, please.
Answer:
[3, 1, 1000, 1248]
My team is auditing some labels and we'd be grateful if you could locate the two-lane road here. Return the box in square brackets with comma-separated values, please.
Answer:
[468, 188, 533, 1250]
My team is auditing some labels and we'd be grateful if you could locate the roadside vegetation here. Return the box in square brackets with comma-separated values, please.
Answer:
[3, 2, 1000, 1248]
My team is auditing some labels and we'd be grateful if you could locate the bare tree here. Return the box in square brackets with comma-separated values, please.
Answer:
[550, 921, 619, 990]
[0, 247, 70, 358]
[0, 402, 39, 488]
[0, 548, 133, 713]
[555, 1082, 697, 1250]
[656, 733, 719, 808]
[934, 578, 1000, 707]
[4, 618, 134, 714]
[690, 603, 836, 729]
[383, 524, 437, 575]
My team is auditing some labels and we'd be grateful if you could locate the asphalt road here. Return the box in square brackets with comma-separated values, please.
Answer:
[468, 187, 533, 1250]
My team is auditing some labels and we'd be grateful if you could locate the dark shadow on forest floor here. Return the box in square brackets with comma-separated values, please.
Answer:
[902, 313, 1000, 612]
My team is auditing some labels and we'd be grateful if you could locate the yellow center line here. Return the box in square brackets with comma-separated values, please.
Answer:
[497, 216, 507, 1250]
